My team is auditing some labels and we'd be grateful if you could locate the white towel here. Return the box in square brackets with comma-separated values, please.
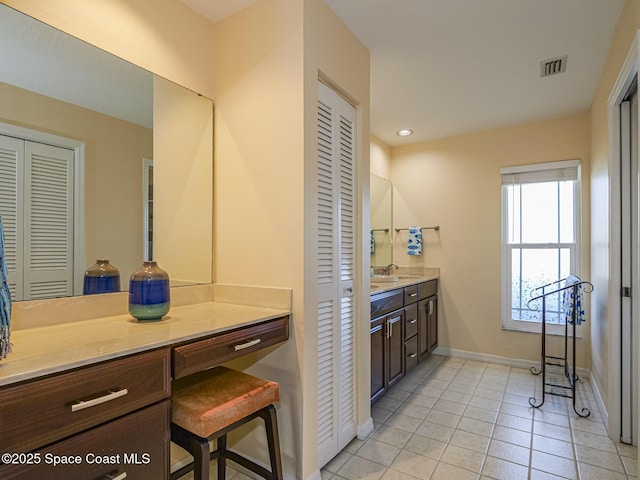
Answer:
[407, 226, 422, 256]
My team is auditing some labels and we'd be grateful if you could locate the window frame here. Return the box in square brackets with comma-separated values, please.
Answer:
[500, 159, 582, 335]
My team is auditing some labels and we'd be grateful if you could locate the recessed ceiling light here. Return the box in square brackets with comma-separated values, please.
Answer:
[397, 129, 413, 137]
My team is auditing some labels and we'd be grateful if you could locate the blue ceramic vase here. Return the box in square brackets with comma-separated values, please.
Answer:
[128, 261, 170, 321]
[83, 260, 120, 295]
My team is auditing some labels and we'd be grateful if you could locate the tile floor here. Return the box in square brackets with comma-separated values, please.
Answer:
[321, 355, 638, 480]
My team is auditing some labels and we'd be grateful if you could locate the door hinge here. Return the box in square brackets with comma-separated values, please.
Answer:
[622, 286, 632, 298]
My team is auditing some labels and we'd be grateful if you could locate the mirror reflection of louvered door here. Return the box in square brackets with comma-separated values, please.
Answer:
[0, 135, 74, 300]
[317, 80, 357, 467]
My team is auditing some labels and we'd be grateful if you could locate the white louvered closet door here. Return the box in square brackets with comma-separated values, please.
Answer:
[0, 135, 74, 300]
[0, 136, 24, 300]
[317, 80, 357, 467]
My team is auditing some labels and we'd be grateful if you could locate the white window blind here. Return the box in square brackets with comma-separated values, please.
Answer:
[501, 159, 579, 185]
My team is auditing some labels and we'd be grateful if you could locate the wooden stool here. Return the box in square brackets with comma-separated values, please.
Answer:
[170, 366, 283, 480]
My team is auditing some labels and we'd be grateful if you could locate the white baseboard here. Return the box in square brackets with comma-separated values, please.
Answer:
[432, 346, 591, 379]
[357, 417, 374, 440]
[589, 372, 609, 431]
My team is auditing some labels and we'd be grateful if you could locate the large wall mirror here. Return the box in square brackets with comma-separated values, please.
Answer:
[370, 173, 393, 266]
[0, 4, 213, 301]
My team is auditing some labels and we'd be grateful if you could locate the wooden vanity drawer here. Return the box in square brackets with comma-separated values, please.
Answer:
[371, 288, 404, 318]
[419, 280, 438, 300]
[172, 315, 290, 379]
[0, 400, 169, 479]
[404, 303, 418, 340]
[404, 284, 419, 304]
[404, 336, 419, 373]
[0, 348, 170, 453]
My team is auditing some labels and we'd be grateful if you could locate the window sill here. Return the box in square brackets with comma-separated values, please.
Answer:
[502, 321, 582, 338]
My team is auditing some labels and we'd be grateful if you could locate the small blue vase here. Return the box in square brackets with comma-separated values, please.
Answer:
[128, 261, 170, 321]
[83, 260, 120, 295]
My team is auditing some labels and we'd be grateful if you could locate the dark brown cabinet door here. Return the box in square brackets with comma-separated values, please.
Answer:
[370, 316, 386, 402]
[427, 296, 438, 352]
[418, 299, 429, 358]
[387, 311, 404, 388]
[418, 295, 438, 359]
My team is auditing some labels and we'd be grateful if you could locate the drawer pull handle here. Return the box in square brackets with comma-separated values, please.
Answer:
[408, 293, 418, 297]
[234, 338, 261, 351]
[105, 473, 127, 480]
[408, 353, 417, 358]
[71, 388, 128, 412]
[409, 319, 417, 324]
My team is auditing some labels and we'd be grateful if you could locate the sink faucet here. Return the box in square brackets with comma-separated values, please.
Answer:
[384, 264, 399, 275]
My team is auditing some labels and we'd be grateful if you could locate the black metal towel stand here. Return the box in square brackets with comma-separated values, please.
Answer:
[527, 277, 593, 417]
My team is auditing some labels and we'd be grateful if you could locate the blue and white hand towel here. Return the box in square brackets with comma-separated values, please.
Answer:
[407, 226, 422, 256]
[563, 275, 585, 325]
[0, 215, 12, 358]
[370, 230, 375, 255]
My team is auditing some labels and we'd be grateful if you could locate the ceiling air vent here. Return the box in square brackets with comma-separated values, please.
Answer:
[540, 55, 567, 77]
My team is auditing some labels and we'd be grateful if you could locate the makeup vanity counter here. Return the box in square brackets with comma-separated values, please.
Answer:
[0, 284, 291, 479]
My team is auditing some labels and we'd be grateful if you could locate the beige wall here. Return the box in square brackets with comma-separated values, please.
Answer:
[589, 0, 640, 426]
[389, 112, 591, 367]
[212, 0, 370, 477]
[371, 135, 392, 179]
[1, 81, 152, 284]
[210, 1, 305, 476]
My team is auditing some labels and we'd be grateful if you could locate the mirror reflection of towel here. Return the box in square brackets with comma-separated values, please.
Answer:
[407, 226, 422, 256]
[563, 275, 585, 325]
[370, 230, 375, 255]
[0, 215, 11, 358]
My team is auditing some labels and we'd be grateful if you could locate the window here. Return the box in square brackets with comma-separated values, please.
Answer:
[501, 160, 580, 334]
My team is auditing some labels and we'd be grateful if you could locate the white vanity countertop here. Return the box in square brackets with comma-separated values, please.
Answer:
[370, 268, 440, 295]
[0, 301, 290, 387]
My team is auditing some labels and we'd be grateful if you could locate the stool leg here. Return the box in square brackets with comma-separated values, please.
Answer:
[217, 434, 227, 480]
[191, 436, 210, 480]
[261, 404, 283, 480]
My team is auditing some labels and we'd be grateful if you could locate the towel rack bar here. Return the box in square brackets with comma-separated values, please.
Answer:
[394, 225, 440, 232]
[371, 228, 389, 233]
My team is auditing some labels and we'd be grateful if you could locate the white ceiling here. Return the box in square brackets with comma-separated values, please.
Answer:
[324, 0, 626, 146]
[182, 0, 626, 147]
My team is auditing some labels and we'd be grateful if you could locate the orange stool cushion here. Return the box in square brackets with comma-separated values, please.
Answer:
[171, 366, 280, 438]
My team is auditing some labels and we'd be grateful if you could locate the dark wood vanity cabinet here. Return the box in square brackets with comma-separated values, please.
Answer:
[371, 279, 438, 403]
[0, 348, 171, 479]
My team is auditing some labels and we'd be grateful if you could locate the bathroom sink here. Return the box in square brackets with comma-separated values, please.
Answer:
[371, 275, 399, 283]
